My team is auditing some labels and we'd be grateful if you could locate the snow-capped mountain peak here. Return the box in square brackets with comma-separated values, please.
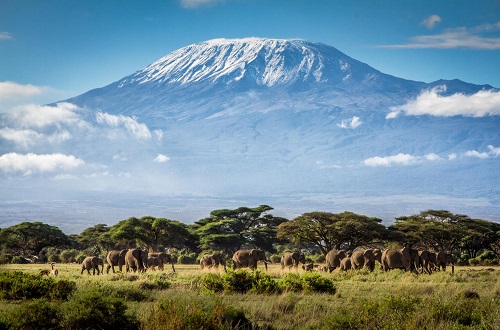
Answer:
[118, 38, 365, 88]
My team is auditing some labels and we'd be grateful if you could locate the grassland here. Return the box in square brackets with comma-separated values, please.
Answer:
[1, 263, 499, 329]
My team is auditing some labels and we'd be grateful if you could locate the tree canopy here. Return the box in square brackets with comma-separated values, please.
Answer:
[0, 222, 71, 258]
[193, 205, 288, 254]
[277, 211, 389, 255]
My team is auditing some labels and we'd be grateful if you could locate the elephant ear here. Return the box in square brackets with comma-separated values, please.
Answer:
[251, 249, 259, 259]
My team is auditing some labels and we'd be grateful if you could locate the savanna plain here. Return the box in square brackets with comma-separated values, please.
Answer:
[0, 263, 499, 330]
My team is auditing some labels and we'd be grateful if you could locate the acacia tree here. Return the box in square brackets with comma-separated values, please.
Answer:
[459, 219, 500, 258]
[193, 205, 288, 254]
[75, 224, 111, 254]
[277, 211, 389, 255]
[391, 210, 472, 251]
[108, 216, 196, 252]
[0, 222, 71, 259]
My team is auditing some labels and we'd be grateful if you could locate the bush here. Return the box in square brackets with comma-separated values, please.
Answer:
[223, 270, 254, 293]
[2, 298, 59, 330]
[280, 273, 303, 292]
[0, 271, 76, 300]
[201, 273, 224, 293]
[59, 287, 139, 329]
[142, 293, 252, 330]
[301, 272, 336, 294]
[249, 271, 282, 294]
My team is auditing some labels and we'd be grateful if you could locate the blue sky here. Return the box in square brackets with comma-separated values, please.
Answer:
[0, 0, 499, 108]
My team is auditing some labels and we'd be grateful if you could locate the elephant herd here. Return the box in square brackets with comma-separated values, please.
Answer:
[79, 247, 455, 276]
[80, 248, 269, 275]
[323, 247, 455, 274]
[80, 248, 176, 275]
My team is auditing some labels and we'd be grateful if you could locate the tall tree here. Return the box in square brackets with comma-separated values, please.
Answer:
[277, 211, 388, 255]
[194, 205, 287, 254]
[108, 216, 195, 252]
[391, 209, 471, 251]
[0, 222, 71, 258]
[75, 224, 111, 254]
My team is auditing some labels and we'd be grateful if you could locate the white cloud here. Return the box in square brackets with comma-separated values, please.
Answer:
[0, 81, 48, 100]
[7, 102, 82, 128]
[487, 145, 500, 156]
[316, 160, 342, 169]
[337, 116, 362, 129]
[96, 112, 152, 140]
[0, 127, 71, 147]
[180, 0, 226, 8]
[379, 22, 500, 49]
[464, 145, 500, 159]
[421, 15, 442, 29]
[363, 153, 417, 167]
[0, 128, 42, 147]
[0, 153, 84, 175]
[424, 153, 442, 161]
[0, 32, 13, 41]
[154, 154, 170, 163]
[464, 150, 489, 159]
[448, 153, 457, 160]
[387, 86, 500, 118]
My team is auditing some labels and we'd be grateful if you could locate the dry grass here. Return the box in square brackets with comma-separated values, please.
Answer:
[1, 263, 499, 329]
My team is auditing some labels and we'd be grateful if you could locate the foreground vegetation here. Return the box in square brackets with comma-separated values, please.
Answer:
[1, 263, 499, 329]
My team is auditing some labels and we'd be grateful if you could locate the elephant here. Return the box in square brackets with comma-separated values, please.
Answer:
[435, 251, 456, 273]
[81, 256, 101, 275]
[280, 252, 306, 270]
[96, 256, 105, 274]
[340, 256, 352, 271]
[381, 247, 414, 272]
[200, 253, 227, 272]
[125, 248, 149, 273]
[325, 249, 347, 273]
[428, 251, 438, 270]
[232, 249, 268, 271]
[149, 252, 176, 272]
[351, 249, 382, 271]
[147, 256, 162, 271]
[417, 250, 432, 274]
[106, 249, 128, 274]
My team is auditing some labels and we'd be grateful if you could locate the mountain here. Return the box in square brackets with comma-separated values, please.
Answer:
[2, 38, 498, 233]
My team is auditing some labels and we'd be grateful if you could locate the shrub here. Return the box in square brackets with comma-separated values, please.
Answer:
[0, 271, 76, 300]
[59, 287, 139, 329]
[249, 271, 282, 294]
[50, 279, 77, 300]
[154, 276, 171, 290]
[2, 298, 59, 330]
[280, 273, 303, 292]
[201, 273, 224, 293]
[142, 293, 252, 330]
[301, 272, 336, 294]
[223, 270, 254, 293]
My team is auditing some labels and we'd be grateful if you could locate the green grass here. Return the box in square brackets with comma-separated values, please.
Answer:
[0, 263, 499, 329]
